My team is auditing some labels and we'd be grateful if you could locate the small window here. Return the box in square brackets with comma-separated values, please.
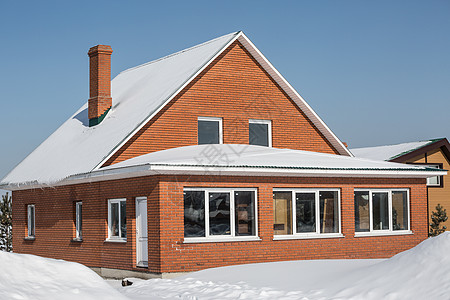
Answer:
[425, 164, 442, 187]
[108, 199, 127, 240]
[184, 188, 257, 241]
[198, 117, 223, 144]
[354, 189, 410, 234]
[273, 189, 340, 237]
[249, 119, 271, 147]
[75, 202, 82, 239]
[27, 205, 35, 238]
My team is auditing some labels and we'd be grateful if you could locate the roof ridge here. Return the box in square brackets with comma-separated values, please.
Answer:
[117, 31, 240, 76]
[352, 138, 444, 150]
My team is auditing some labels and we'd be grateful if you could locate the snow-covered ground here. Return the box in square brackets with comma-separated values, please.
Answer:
[0, 251, 127, 300]
[2, 233, 450, 299]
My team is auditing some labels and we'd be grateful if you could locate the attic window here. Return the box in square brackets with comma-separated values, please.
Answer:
[249, 119, 271, 147]
[198, 117, 223, 145]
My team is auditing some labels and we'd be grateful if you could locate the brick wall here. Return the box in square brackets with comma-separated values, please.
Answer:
[104, 41, 339, 166]
[12, 174, 427, 274]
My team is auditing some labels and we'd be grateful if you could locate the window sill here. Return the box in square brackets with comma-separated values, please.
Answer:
[71, 238, 83, 242]
[183, 236, 261, 244]
[273, 233, 344, 241]
[354, 230, 413, 238]
[104, 238, 127, 243]
[24, 236, 35, 241]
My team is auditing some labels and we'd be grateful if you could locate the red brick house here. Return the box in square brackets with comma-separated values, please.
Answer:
[1, 31, 445, 278]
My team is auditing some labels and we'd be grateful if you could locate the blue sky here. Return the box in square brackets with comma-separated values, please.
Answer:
[0, 0, 449, 192]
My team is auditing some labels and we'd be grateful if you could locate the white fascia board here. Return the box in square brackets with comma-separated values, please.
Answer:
[236, 33, 352, 157]
[92, 32, 243, 171]
[5, 164, 445, 191]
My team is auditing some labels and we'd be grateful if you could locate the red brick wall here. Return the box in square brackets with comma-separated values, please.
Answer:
[12, 177, 161, 273]
[158, 175, 427, 273]
[12, 174, 427, 274]
[104, 41, 339, 166]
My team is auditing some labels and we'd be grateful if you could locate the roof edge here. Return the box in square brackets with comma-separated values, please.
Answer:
[390, 138, 450, 163]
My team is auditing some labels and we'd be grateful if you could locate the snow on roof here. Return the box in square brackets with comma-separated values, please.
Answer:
[0, 31, 360, 189]
[0, 32, 239, 188]
[350, 139, 442, 161]
[63, 145, 445, 186]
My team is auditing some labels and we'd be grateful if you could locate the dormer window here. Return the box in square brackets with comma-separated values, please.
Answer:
[198, 117, 223, 145]
[249, 119, 272, 147]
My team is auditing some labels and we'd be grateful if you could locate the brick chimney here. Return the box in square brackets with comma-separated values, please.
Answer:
[88, 45, 113, 126]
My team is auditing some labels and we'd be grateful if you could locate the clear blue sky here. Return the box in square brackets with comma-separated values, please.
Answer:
[0, 0, 449, 191]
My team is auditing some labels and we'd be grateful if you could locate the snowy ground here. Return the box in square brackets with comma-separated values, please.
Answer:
[2, 233, 450, 299]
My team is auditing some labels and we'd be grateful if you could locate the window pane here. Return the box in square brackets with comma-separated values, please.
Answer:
[319, 191, 339, 233]
[392, 191, 408, 230]
[184, 191, 206, 237]
[120, 201, 127, 238]
[110, 203, 119, 237]
[76, 202, 82, 238]
[198, 120, 220, 144]
[209, 192, 230, 236]
[273, 192, 292, 235]
[249, 123, 269, 147]
[355, 191, 370, 232]
[28, 206, 35, 237]
[373, 192, 389, 230]
[427, 176, 440, 186]
[234, 191, 256, 236]
[296, 193, 316, 233]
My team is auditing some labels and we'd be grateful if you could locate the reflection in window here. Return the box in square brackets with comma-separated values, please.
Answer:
[184, 191, 205, 237]
[273, 189, 340, 236]
[296, 193, 316, 233]
[108, 199, 126, 239]
[183, 189, 257, 239]
[209, 193, 231, 236]
[235, 191, 256, 236]
[355, 191, 370, 232]
[373, 192, 389, 230]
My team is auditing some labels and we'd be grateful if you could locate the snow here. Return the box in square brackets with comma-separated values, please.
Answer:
[103, 144, 430, 170]
[118, 233, 450, 300]
[2, 233, 450, 299]
[0, 32, 239, 188]
[350, 139, 440, 161]
[0, 251, 126, 300]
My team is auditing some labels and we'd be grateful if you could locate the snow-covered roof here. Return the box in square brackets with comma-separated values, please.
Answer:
[61, 145, 445, 187]
[1, 31, 354, 189]
[350, 139, 443, 161]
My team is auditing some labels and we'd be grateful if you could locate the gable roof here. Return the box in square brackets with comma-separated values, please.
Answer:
[1, 31, 351, 189]
[350, 138, 450, 162]
[60, 145, 448, 187]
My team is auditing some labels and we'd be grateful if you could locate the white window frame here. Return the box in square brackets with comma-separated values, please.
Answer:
[27, 204, 35, 238]
[273, 188, 342, 240]
[183, 187, 260, 243]
[107, 198, 127, 242]
[249, 119, 272, 147]
[75, 201, 82, 239]
[197, 117, 223, 144]
[354, 189, 411, 237]
[425, 164, 441, 187]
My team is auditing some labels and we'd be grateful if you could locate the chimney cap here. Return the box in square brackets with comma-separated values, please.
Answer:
[88, 45, 113, 57]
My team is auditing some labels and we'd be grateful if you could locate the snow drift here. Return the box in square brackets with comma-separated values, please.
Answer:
[120, 233, 450, 300]
[0, 251, 127, 300]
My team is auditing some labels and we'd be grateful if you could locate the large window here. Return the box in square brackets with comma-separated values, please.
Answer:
[354, 189, 409, 235]
[198, 117, 223, 145]
[184, 188, 258, 242]
[27, 204, 35, 238]
[108, 199, 127, 240]
[249, 119, 272, 147]
[273, 189, 341, 238]
[75, 202, 82, 239]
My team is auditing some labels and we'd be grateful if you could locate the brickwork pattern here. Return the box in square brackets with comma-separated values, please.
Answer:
[12, 175, 427, 274]
[104, 41, 338, 166]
